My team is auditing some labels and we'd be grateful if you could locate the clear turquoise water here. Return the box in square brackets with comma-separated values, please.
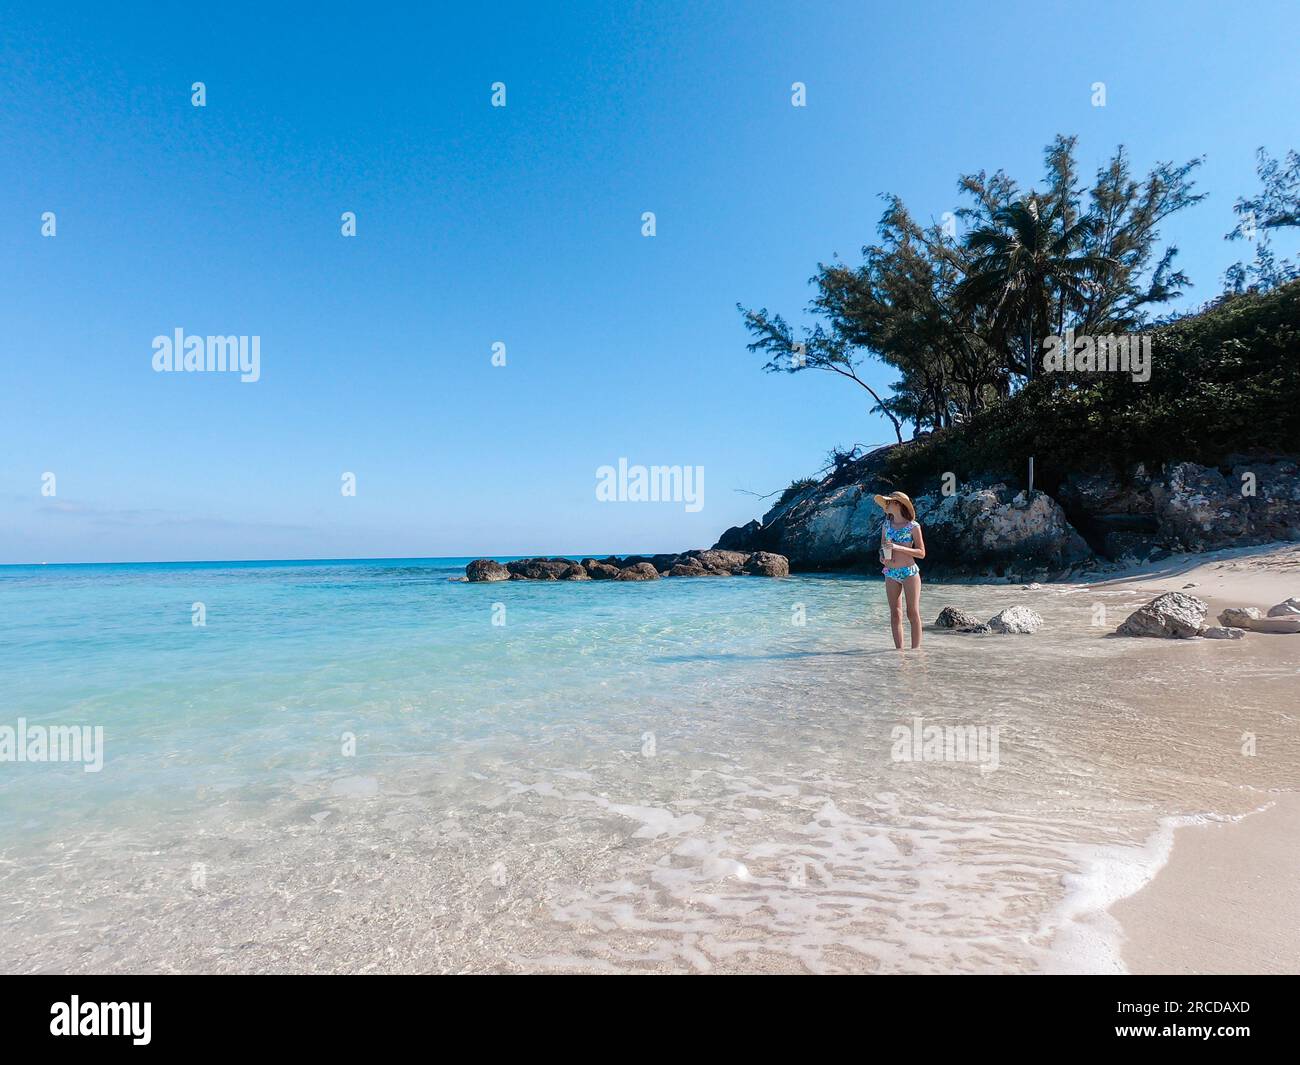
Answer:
[1, 559, 1295, 973]
[0, 557, 884, 835]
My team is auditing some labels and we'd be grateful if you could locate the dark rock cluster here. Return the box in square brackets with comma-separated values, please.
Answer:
[465, 549, 790, 582]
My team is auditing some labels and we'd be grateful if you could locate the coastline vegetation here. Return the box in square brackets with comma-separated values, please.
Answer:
[744, 136, 1300, 494]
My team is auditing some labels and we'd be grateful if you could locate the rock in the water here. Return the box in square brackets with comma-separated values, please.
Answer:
[986, 606, 1044, 634]
[1266, 597, 1300, 617]
[585, 561, 621, 580]
[506, 557, 575, 580]
[668, 562, 708, 577]
[742, 551, 790, 577]
[956, 623, 993, 634]
[682, 549, 749, 575]
[1022, 582, 1043, 590]
[1218, 606, 1262, 628]
[465, 559, 511, 582]
[559, 563, 589, 580]
[614, 562, 660, 581]
[1202, 626, 1246, 640]
[1116, 592, 1207, 638]
[934, 606, 982, 629]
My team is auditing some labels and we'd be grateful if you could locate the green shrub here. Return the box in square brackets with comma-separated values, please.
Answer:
[884, 280, 1300, 490]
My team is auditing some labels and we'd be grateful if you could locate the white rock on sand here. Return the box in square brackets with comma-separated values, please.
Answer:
[1267, 597, 1300, 617]
[1115, 591, 1207, 638]
[1218, 602, 1300, 633]
[987, 605, 1044, 634]
[1218, 606, 1262, 628]
[1241, 615, 1300, 634]
[1201, 626, 1245, 640]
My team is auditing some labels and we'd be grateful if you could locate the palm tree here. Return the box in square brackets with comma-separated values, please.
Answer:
[956, 196, 1103, 490]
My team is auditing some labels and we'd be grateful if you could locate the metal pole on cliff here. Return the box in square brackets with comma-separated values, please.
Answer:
[1026, 322, 1035, 495]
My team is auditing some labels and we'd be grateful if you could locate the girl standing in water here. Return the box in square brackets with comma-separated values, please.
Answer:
[875, 491, 926, 650]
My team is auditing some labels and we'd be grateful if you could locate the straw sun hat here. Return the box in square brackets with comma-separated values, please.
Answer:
[872, 491, 916, 521]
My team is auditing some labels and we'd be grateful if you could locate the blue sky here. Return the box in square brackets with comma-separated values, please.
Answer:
[2, 0, 1297, 563]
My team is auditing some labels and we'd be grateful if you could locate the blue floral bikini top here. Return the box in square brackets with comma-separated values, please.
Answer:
[882, 519, 921, 581]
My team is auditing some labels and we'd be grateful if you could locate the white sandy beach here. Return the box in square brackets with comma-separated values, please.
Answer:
[1077, 543, 1300, 974]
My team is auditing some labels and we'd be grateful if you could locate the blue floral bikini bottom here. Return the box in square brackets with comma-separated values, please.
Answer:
[882, 519, 921, 583]
[883, 562, 920, 583]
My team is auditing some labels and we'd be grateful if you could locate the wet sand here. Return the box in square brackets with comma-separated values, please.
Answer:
[1111, 795, 1300, 974]
[1085, 543, 1300, 974]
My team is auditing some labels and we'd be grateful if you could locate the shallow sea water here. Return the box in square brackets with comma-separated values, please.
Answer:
[1, 558, 1296, 973]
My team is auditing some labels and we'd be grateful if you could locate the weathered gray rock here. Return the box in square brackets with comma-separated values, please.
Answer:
[1266, 597, 1300, 617]
[1219, 606, 1263, 628]
[742, 551, 790, 577]
[1150, 463, 1249, 551]
[914, 484, 1091, 576]
[1116, 592, 1207, 638]
[1233, 459, 1300, 543]
[1057, 466, 1161, 560]
[614, 562, 660, 581]
[986, 605, 1044, 634]
[465, 559, 511, 582]
[1202, 626, 1246, 640]
[956, 623, 993, 634]
[934, 606, 983, 629]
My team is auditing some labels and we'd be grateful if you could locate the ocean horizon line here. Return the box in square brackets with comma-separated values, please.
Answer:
[0, 552, 682, 571]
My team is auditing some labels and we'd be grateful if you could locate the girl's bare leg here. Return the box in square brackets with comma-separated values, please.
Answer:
[903, 574, 923, 649]
[885, 578, 904, 649]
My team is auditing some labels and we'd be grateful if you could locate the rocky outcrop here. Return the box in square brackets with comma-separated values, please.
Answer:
[716, 468, 1089, 577]
[1060, 458, 1300, 561]
[465, 550, 790, 583]
[712, 440, 1299, 575]
[504, 558, 585, 581]
[1116, 592, 1207, 638]
[466, 559, 511, 582]
[1150, 463, 1250, 551]
[913, 484, 1090, 577]
[1057, 466, 1161, 561]
[1267, 597, 1300, 617]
